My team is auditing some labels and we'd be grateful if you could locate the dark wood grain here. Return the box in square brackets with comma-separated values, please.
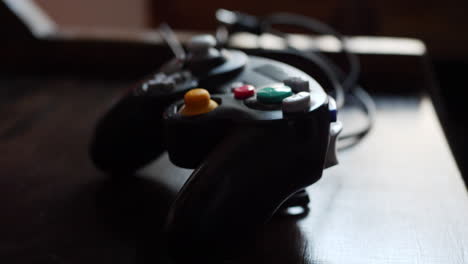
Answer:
[0, 77, 135, 263]
[0, 73, 466, 263]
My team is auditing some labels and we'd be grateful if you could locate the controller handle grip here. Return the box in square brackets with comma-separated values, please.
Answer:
[165, 122, 330, 259]
[90, 94, 176, 174]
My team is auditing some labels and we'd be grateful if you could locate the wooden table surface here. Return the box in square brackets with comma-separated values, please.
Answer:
[1, 75, 467, 263]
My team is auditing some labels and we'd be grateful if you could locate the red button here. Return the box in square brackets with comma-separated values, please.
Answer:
[233, 85, 255, 99]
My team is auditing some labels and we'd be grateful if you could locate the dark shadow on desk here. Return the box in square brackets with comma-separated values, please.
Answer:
[95, 173, 318, 264]
[95, 175, 174, 263]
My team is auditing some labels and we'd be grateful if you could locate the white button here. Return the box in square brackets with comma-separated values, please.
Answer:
[284, 77, 310, 93]
[282, 92, 311, 113]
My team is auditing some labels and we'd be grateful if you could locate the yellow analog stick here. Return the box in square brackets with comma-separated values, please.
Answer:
[179, 88, 218, 116]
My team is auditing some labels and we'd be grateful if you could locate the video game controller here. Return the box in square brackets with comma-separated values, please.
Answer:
[90, 34, 342, 258]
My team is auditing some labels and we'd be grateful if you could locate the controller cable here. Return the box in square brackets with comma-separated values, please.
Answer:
[215, 10, 376, 150]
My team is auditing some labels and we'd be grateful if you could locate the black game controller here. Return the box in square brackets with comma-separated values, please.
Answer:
[90, 34, 342, 258]
[90, 35, 249, 173]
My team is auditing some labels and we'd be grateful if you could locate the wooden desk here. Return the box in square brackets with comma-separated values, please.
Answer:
[1, 74, 467, 263]
[1, 2, 466, 262]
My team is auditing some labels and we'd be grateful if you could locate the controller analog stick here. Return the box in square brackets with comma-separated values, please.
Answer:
[179, 88, 218, 116]
[186, 35, 221, 62]
[186, 35, 217, 53]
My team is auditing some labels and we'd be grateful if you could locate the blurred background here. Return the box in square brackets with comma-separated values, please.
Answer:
[34, 0, 468, 62]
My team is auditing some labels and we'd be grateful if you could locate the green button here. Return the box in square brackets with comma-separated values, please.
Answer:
[257, 85, 293, 104]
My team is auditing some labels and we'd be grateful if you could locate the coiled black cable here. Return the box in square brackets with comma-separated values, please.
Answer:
[215, 9, 376, 150]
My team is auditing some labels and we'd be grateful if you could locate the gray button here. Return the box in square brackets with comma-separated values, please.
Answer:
[282, 92, 311, 113]
[136, 73, 177, 96]
[144, 79, 176, 95]
[283, 77, 310, 93]
[154, 73, 166, 81]
[168, 73, 184, 83]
